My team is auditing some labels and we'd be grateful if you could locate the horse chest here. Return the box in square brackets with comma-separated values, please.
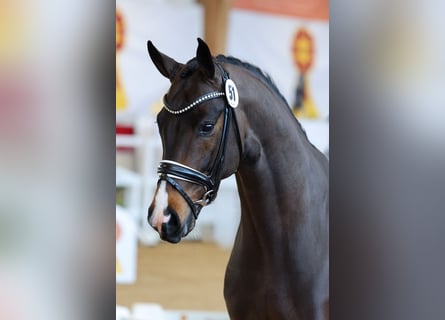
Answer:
[224, 275, 301, 320]
[223, 240, 327, 320]
[224, 254, 303, 319]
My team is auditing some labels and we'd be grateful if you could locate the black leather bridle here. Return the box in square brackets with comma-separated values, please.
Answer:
[157, 64, 242, 220]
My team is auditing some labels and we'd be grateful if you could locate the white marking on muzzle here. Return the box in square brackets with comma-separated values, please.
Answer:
[151, 181, 171, 233]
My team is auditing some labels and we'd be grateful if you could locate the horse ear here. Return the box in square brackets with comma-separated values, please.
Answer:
[196, 38, 215, 78]
[147, 40, 182, 80]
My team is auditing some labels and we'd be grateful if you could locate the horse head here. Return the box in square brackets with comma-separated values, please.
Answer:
[146, 38, 243, 243]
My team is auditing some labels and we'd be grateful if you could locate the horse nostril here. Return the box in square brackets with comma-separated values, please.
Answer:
[164, 206, 180, 229]
[160, 206, 183, 243]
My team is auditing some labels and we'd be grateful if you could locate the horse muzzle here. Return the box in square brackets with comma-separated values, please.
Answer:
[147, 204, 196, 243]
[147, 180, 199, 243]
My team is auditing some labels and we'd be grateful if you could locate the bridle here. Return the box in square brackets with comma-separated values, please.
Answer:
[157, 64, 243, 220]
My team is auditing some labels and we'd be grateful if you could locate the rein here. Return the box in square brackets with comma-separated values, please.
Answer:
[157, 64, 242, 220]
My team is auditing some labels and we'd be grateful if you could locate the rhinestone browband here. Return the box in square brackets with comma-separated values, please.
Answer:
[163, 92, 225, 115]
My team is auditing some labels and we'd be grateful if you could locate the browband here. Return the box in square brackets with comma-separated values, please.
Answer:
[163, 92, 225, 115]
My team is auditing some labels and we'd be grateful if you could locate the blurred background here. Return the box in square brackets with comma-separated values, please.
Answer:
[115, 0, 328, 319]
[0, 0, 115, 319]
[2, 0, 443, 319]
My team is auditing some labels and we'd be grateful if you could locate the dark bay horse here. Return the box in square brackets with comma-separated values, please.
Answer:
[146, 38, 329, 320]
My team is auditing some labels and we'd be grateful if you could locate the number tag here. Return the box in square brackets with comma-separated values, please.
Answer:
[224, 79, 239, 108]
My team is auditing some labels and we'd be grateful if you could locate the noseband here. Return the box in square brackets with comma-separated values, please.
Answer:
[157, 64, 242, 220]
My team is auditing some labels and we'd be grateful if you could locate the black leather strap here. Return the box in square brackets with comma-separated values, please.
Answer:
[160, 174, 200, 219]
[206, 103, 231, 203]
[158, 161, 214, 191]
[217, 63, 243, 161]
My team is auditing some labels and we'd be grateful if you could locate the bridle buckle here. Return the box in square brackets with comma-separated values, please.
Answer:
[195, 190, 214, 207]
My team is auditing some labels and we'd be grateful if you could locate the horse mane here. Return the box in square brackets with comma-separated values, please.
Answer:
[215, 55, 312, 144]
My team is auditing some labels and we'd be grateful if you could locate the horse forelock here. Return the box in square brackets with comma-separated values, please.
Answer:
[180, 58, 198, 79]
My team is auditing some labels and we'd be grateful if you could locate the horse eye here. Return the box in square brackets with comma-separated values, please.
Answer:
[199, 122, 215, 135]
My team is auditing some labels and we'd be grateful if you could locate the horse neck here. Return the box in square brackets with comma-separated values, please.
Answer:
[233, 67, 327, 255]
